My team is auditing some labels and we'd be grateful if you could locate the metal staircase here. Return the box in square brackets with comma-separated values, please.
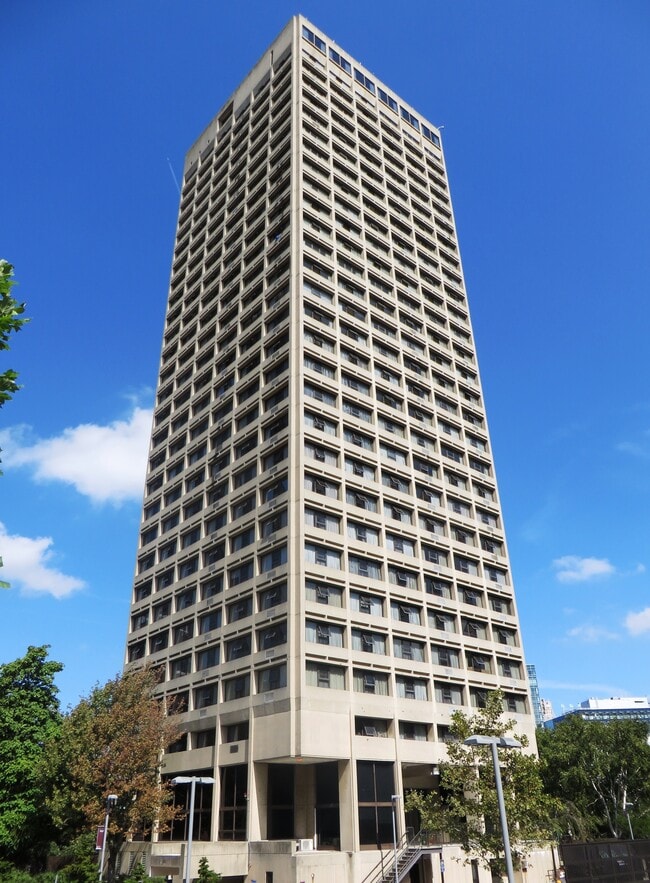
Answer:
[361, 829, 442, 883]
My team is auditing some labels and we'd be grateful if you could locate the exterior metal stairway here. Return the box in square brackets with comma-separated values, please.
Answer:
[362, 829, 442, 883]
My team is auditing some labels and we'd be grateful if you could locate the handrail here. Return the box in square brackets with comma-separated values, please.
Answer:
[361, 828, 437, 883]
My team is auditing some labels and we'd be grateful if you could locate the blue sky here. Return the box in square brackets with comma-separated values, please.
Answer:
[2, 0, 649, 713]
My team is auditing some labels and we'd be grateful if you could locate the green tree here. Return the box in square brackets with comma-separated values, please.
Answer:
[405, 691, 559, 875]
[537, 715, 650, 840]
[197, 856, 222, 883]
[44, 668, 182, 882]
[0, 646, 63, 869]
[0, 260, 29, 408]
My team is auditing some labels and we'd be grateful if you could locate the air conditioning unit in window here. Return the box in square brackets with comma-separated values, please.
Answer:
[298, 839, 314, 852]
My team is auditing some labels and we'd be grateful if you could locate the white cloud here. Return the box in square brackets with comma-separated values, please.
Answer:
[625, 608, 650, 636]
[0, 522, 85, 599]
[1, 407, 152, 504]
[566, 624, 619, 643]
[553, 555, 615, 583]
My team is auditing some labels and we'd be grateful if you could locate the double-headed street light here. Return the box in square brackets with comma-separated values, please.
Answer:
[463, 735, 522, 883]
[171, 776, 216, 883]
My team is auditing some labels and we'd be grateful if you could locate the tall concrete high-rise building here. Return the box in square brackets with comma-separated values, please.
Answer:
[124, 16, 536, 883]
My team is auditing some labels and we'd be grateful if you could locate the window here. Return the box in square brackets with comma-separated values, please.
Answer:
[353, 670, 389, 695]
[305, 441, 338, 466]
[305, 473, 338, 499]
[396, 677, 428, 701]
[394, 638, 425, 662]
[382, 471, 410, 493]
[454, 555, 479, 576]
[422, 545, 448, 566]
[305, 543, 341, 569]
[222, 721, 249, 743]
[258, 621, 288, 650]
[390, 600, 421, 624]
[494, 627, 517, 647]
[173, 621, 194, 644]
[380, 444, 408, 466]
[306, 579, 343, 607]
[351, 629, 386, 654]
[196, 646, 220, 671]
[386, 534, 415, 556]
[345, 457, 375, 480]
[231, 527, 255, 553]
[149, 631, 169, 654]
[462, 618, 488, 640]
[179, 557, 198, 579]
[485, 566, 508, 586]
[260, 509, 288, 539]
[329, 47, 351, 73]
[429, 611, 457, 633]
[346, 489, 378, 512]
[347, 521, 379, 545]
[431, 644, 459, 668]
[257, 664, 287, 692]
[258, 582, 288, 610]
[261, 476, 288, 502]
[489, 594, 512, 615]
[227, 595, 253, 622]
[388, 568, 418, 592]
[305, 508, 340, 533]
[399, 721, 428, 741]
[350, 591, 383, 616]
[349, 555, 382, 580]
[259, 545, 288, 572]
[467, 652, 491, 673]
[306, 662, 345, 690]
[223, 674, 250, 701]
[342, 400, 372, 422]
[176, 588, 196, 611]
[305, 620, 344, 647]
[435, 682, 463, 705]
[201, 575, 223, 600]
[425, 577, 452, 599]
[305, 410, 337, 435]
[263, 444, 287, 470]
[226, 634, 252, 661]
[199, 610, 222, 634]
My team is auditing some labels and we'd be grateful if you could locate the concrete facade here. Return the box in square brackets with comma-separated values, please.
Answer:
[124, 16, 537, 883]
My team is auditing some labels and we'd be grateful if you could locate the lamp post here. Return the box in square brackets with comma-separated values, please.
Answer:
[463, 735, 521, 883]
[98, 794, 118, 882]
[391, 793, 401, 883]
[171, 776, 216, 883]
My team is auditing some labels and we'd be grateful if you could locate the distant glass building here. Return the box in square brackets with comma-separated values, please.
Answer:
[545, 697, 650, 730]
[526, 664, 544, 728]
[123, 15, 536, 882]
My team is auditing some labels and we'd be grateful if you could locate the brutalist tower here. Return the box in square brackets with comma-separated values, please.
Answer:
[124, 16, 535, 883]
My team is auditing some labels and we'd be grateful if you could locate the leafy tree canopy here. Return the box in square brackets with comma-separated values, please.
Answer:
[0, 646, 63, 866]
[537, 715, 650, 840]
[197, 856, 222, 883]
[406, 691, 560, 875]
[43, 668, 181, 882]
[0, 260, 29, 408]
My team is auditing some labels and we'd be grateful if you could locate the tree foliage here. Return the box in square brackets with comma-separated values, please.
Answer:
[0, 260, 29, 408]
[197, 856, 222, 883]
[406, 691, 560, 874]
[537, 715, 650, 840]
[43, 668, 182, 882]
[0, 646, 63, 867]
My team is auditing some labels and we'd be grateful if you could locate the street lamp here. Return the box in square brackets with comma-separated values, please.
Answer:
[463, 735, 522, 883]
[391, 794, 401, 883]
[98, 794, 118, 882]
[171, 776, 216, 883]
